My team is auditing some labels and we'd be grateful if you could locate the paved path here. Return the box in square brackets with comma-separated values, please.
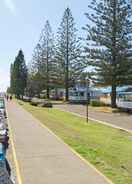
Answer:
[7, 102, 111, 184]
[54, 104, 132, 132]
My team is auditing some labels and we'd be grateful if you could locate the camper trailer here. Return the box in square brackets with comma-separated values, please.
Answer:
[100, 86, 132, 109]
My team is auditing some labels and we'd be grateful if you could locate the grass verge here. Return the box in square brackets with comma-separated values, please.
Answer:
[18, 100, 132, 184]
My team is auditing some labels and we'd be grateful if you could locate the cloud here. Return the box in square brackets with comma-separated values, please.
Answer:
[4, 0, 16, 15]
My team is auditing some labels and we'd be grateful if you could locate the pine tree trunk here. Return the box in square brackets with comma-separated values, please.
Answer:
[65, 15, 69, 102]
[111, 0, 117, 109]
[65, 82, 69, 101]
[65, 50, 69, 101]
[111, 84, 117, 108]
[47, 87, 50, 99]
[46, 42, 50, 99]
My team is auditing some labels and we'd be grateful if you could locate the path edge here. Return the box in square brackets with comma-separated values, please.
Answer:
[6, 104, 23, 184]
[16, 102, 114, 184]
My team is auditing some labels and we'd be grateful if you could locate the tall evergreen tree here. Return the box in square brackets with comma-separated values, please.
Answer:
[11, 50, 27, 98]
[25, 72, 44, 97]
[38, 20, 57, 98]
[27, 44, 45, 97]
[56, 8, 84, 101]
[84, 0, 132, 108]
[32, 43, 43, 75]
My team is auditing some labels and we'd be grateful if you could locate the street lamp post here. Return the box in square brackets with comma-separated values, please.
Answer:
[86, 77, 90, 123]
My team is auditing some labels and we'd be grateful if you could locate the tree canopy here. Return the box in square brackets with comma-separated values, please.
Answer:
[10, 50, 27, 98]
[56, 7, 84, 100]
[84, 0, 132, 107]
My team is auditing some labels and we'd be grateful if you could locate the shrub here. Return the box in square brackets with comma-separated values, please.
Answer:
[30, 101, 38, 106]
[30, 98, 53, 108]
[39, 100, 53, 108]
[90, 100, 105, 107]
[30, 98, 40, 106]
[23, 96, 31, 102]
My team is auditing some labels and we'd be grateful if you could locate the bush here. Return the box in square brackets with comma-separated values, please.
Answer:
[39, 100, 53, 108]
[30, 101, 38, 106]
[30, 98, 40, 106]
[90, 100, 105, 107]
[30, 98, 53, 108]
[22, 96, 31, 102]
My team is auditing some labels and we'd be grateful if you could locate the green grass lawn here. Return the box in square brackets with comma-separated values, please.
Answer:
[18, 100, 132, 184]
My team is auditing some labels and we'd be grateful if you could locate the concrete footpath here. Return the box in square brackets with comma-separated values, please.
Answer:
[6, 102, 111, 184]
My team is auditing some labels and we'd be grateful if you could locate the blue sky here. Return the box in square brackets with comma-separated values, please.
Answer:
[0, 0, 89, 91]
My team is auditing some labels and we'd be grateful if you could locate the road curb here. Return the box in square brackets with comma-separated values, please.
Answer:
[55, 107, 132, 134]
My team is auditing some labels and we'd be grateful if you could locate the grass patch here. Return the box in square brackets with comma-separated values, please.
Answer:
[18, 100, 132, 184]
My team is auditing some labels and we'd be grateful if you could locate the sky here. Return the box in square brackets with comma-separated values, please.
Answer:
[0, 0, 89, 91]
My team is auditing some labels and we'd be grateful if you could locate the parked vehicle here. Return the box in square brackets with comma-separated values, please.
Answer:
[0, 98, 6, 118]
[99, 86, 132, 110]
[0, 160, 13, 184]
[0, 99, 13, 183]
[117, 92, 132, 109]
[0, 143, 5, 161]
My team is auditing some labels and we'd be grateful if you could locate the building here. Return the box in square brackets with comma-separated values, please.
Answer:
[69, 84, 102, 103]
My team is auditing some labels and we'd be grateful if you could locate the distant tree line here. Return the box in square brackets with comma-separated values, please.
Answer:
[9, 0, 132, 107]
[28, 8, 84, 101]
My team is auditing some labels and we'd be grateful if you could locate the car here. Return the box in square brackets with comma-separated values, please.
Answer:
[0, 98, 6, 118]
[0, 160, 13, 184]
[0, 143, 5, 161]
